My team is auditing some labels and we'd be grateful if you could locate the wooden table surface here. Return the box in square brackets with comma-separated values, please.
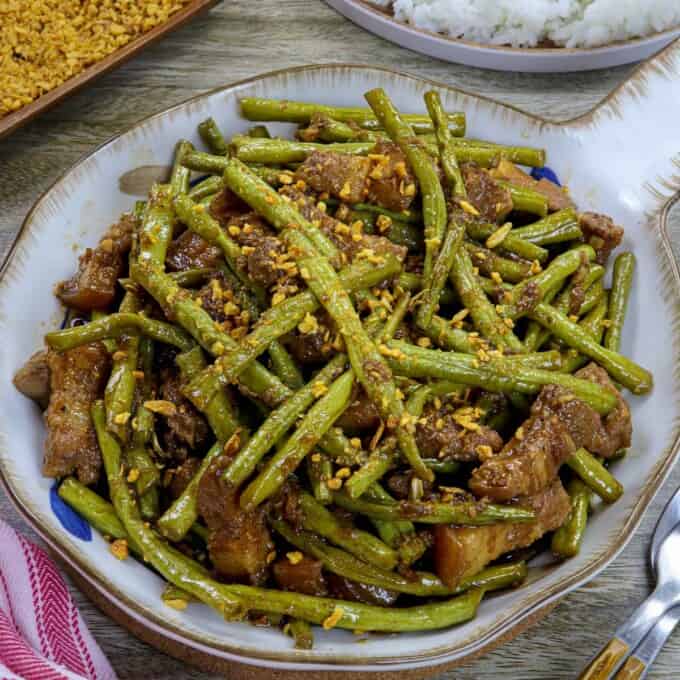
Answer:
[2, 2, 679, 677]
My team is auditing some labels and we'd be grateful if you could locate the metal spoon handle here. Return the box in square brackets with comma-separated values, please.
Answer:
[613, 607, 680, 680]
[579, 586, 677, 679]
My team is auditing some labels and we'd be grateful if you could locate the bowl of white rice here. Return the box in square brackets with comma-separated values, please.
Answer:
[324, 0, 680, 72]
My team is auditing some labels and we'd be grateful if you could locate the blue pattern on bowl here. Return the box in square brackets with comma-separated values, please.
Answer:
[531, 166, 561, 186]
[50, 482, 92, 541]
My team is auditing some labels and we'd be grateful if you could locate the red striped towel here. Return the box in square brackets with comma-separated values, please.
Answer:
[0, 520, 116, 680]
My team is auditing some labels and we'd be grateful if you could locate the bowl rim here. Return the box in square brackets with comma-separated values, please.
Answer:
[2, 57, 680, 671]
[330, 0, 680, 56]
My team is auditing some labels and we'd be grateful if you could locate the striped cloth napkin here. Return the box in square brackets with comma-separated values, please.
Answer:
[0, 519, 116, 680]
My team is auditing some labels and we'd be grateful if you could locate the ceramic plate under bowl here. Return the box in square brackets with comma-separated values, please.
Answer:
[325, 0, 680, 73]
[2, 52, 680, 678]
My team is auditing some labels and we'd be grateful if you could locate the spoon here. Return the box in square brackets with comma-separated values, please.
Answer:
[579, 488, 680, 679]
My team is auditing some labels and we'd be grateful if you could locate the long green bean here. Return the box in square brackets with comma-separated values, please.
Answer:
[240, 371, 354, 509]
[198, 117, 228, 155]
[605, 252, 635, 353]
[551, 479, 591, 558]
[566, 448, 623, 504]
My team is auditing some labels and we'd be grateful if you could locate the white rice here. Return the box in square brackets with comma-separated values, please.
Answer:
[371, 0, 680, 48]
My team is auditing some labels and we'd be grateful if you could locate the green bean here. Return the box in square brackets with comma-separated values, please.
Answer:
[172, 267, 218, 287]
[157, 441, 225, 542]
[188, 175, 223, 201]
[176, 347, 241, 443]
[233, 136, 375, 164]
[423, 316, 477, 354]
[125, 444, 160, 498]
[365, 88, 446, 281]
[504, 245, 595, 319]
[464, 242, 533, 283]
[380, 292, 411, 344]
[186, 254, 401, 392]
[273, 520, 527, 597]
[46, 312, 194, 353]
[170, 140, 193, 195]
[130, 262, 291, 407]
[558, 292, 609, 374]
[182, 150, 231, 176]
[300, 116, 383, 143]
[551, 479, 591, 558]
[104, 294, 140, 443]
[334, 490, 535, 525]
[605, 252, 635, 353]
[424, 459, 461, 474]
[384, 340, 618, 414]
[240, 371, 355, 510]
[527, 265, 605, 351]
[344, 440, 397, 500]
[58, 477, 128, 541]
[448, 226, 524, 352]
[528, 301, 652, 394]
[425, 90, 466, 200]
[239, 97, 466, 136]
[513, 209, 581, 245]
[346, 201, 422, 226]
[224, 159, 432, 483]
[417, 221, 463, 329]
[223, 355, 347, 487]
[464, 221, 548, 263]
[364, 482, 416, 546]
[406, 384, 431, 418]
[566, 448, 623, 504]
[298, 492, 398, 571]
[450, 136, 545, 167]
[318, 426, 365, 467]
[286, 618, 313, 650]
[307, 452, 333, 505]
[198, 117, 228, 155]
[138, 184, 175, 266]
[268, 342, 304, 390]
[352, 212, 423, 252]
[497, 181, 548, 217]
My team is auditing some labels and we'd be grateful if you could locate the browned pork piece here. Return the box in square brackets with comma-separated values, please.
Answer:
[55, 214, 134, 311]
[295, 150, 371, 204]
[13, 350, 50, 409]
[166, 230, 222, 272]
[197, 450, 274, 585]
[364, 141, 418, 213]
[434, 480, 571, 587]
[272, 556, 328, 596]
[461, 163, 513, 222]
[415, 401, 503, 463]
[158, 369, 211, 461]
[491, 159, 575, 212]
[469, 362, 632, 502]
[166, 457, 201, 500]
[43, 343, 110, 484]
[579, 212, 625, 265]
[335, 385, 380, 432]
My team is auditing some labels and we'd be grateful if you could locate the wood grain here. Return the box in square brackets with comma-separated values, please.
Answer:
[1, 1, 680, 677]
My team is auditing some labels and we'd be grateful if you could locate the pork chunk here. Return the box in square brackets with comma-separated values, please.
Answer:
[415, 402, 503, 463]
[469, 363, 632, 501]
[44, 344, 110, 484]
[197, 452, 274, 585]
[365, 141, 418, 213]
[13, 350, 50, 409]
[166, 230, 222, 272]
[295, 151, 371, 204]
[579, 212, 624, 265]
[56, 214, 134, 311]
[273, 556, 328, 596]
[461, 163, 513, 223]
[434, 480, 571, 587]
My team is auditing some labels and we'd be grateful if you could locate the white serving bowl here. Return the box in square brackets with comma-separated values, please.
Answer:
[2, 48, 680, 677]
